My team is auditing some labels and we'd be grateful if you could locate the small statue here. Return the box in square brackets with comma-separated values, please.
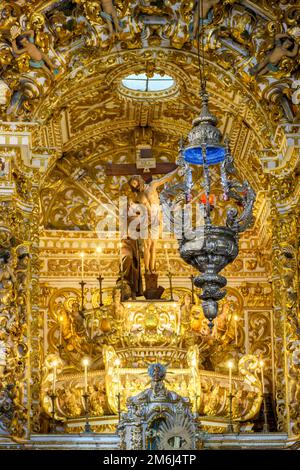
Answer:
[100, 0, 122, 37]
[192, 0, 220, 38]
[250, 34, 299, 77]
[0, 80, 11, 107]
[112, 287, 124, 321]
[11, 28, 59, 77]
[180, 293, 192, 323]
[61, 388, 82, 417]
[88, 384, 104, 416]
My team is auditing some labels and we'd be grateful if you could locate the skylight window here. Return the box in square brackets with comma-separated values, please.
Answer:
[122, 73, 174, 92]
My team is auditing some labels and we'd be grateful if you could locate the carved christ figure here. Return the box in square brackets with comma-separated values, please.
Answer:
[128, 167, 178, 274]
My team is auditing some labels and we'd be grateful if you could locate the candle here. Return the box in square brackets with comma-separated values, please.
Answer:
[96, 246, 102, 275]
[164, 244, 171, 272]
[233, 315, 238, 345]
[80, 252, 84, 281]
[260, 360, 265, 394]
[59, 315, 63, 346]
[82, 358, 89, 393]
[228, 361, 233, 395]
[52, 360, 57, 394]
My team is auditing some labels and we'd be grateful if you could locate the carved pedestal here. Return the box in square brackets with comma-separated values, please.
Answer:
[143, 272, 164, 300]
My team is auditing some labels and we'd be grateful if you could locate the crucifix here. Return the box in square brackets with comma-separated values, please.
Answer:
[106, 161, 177, 183]
[106, 126, 177, 182]
[106, 158, 178, 300]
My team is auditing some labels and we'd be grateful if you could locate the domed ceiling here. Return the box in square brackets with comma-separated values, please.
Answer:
[0, 0, 299, 231]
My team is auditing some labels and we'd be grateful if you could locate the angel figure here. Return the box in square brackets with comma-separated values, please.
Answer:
[250, 34, 299, 77]
[11, 28, 59, 77]
[100, 0, 122, 37]
[192, 0, 220, 39]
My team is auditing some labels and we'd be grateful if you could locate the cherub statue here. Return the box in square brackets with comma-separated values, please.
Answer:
[11, 27, 59, 77]
[250, 34, 299, 77]
[192, 0, 220, 38]
[0, 79, 11, 107]
[100, 0, 122, 37]
[62, 388, 82, 417]
[88, 384, 104, 416]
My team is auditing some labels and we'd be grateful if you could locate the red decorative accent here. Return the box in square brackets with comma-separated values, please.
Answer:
[200, 194, 214, 205]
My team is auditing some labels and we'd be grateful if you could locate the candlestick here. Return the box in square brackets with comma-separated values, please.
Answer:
[48, 391, 57, 434]
[79, 280, 86, 315]
[164, 244, 171, 272]
[59, 315, 63, 346]
[82, 393, 93, 433]
[177, 306, 181, 335]
[80, 252, 84, 281]
[228, 360, 233, 395]
[82, 357, 89, 394]
[227, 393, 234, 433]
[96, 246, 102, 275]
[167, 271, 174, 301]
[97, 274, 104, 307]
[91, 311, 94, 339]
[52, 360, 57, 394]
[115, 358, 121, 418]
[115, 358, 121, 394]
[227, 360, 234, 433]
[190, 274, 195, 304]
[259, 359, 269, 432]
[117, 392, 121, 421]
[194, 393, 198, 417]
[234, 315, 238, 346]
[260, 360, 265, 394]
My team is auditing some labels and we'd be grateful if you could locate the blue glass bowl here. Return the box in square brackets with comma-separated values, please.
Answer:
[184, 145, 226, 165]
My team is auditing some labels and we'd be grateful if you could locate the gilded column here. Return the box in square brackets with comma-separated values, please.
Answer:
[270, 174, 300, 434]
[0, 123, 50, 437]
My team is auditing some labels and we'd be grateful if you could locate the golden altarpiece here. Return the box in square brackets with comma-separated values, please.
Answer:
[0, 0, 299, 450]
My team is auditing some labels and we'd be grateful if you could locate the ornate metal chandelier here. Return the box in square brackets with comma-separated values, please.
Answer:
[161, 2, 256, 330]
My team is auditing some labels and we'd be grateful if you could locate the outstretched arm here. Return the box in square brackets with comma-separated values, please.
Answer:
[12, 39, 26, 54]
[151, 166, 178, 189]
[275, 33, 290, 40]
[287, 43, 299, 58]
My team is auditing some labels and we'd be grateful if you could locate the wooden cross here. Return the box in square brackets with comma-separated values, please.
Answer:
[106, 162, 177, 183]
